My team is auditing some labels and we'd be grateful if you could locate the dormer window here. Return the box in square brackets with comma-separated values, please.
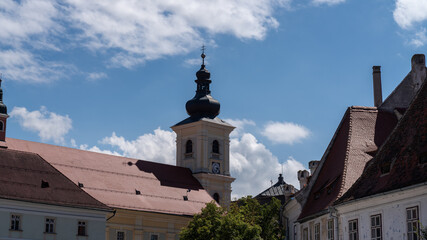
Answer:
[212, 140, 219, 154]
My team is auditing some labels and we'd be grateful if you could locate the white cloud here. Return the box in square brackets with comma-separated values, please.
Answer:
[62, 0, 288, 68]
[261, 121, 310, 145]
[312, 0, 345, 6]
[98, 128, 177, 165]
[230, 133, 306, 198]
[10, 106, 72, 144]
[393, 0, 427, 29]
[223, 118, 256, 137]
[0, 49, 73, 83]
[0, 0, 60, 47]
[79, 144, 121, 156]
[409, 28, 427, 47]
[86, 72, 107, 81]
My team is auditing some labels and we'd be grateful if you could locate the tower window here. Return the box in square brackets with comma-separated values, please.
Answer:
[213, 193, 220, 203]
[185, 140, 192, 154]
[212, 140, 219, 154]
[0, 120, 3, 131]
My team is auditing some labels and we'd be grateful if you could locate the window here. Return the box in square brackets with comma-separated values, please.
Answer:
[185, 140, 192, 154]
[150, 234, 159, 240]
[349, 219, 358, 240]
[10, 214, 21, 231]
[45, 218, 55, 233]
[371, 214, 382, 240]
[0, 120, 3, 131]
[303, 228, 308, 240]
[213, 193, 220, 203]
[314, 223, 320, 240]
[212, 140, 219, 154]
[294, 225, 297, 240]
[117, 231, 125, 240]
[77, 221, 87, 236]
[327, 219, 334, 240]
[407, 206, 420, 240]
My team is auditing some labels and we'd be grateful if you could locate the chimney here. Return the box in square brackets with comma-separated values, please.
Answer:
[373, 66, 382, 107]
[297, 170, 309, 189]
[308, 160, 320, 175]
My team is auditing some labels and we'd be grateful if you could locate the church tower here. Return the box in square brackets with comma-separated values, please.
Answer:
[171, 52, 235, 208]
[0, 77, 8, 144]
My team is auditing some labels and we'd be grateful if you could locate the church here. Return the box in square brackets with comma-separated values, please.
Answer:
[0, 53, 235, 240]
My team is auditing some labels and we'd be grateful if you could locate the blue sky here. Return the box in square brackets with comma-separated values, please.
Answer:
[1, 0, 427, 198]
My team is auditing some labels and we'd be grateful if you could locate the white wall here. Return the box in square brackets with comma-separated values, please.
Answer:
[0, 198, 108, 240]
[336, 184, 427, 240]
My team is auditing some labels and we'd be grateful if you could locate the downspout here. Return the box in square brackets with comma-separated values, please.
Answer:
[329, 206, 339, 240]
[107, 209, 117, 221]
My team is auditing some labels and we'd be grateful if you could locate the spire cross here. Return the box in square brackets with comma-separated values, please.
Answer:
[201, 45, 206, 65]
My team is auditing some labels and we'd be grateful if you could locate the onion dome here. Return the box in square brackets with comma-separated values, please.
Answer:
[185, 52, 220, 119]
[0, 79, 7, 115]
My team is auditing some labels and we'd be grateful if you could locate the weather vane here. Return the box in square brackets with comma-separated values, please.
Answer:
[201, 45, 206, 65]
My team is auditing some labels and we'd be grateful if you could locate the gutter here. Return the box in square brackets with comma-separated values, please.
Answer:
[334, 181, 427, 209]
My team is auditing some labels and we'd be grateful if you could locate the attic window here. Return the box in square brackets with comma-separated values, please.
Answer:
[135, 189, 141, 195]
[380, 157, 396, 175]
[183, 196, 188, 201]
[78, 182, 84, 188]
[41, 180, 49, 188]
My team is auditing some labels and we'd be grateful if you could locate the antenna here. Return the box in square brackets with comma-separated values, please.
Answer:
[282, 163, 284, 176]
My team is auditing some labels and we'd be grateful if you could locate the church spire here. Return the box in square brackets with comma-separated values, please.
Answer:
[0, 77, 7, 115]
[0, 75, 8, 143]
[185, 50, 221, 119]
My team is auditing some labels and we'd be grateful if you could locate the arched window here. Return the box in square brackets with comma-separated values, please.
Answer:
[0, 120, 3, 131]
[212, 140, 219, 154]
[185, 140, 193, 153]
[213, 193, 220, 203]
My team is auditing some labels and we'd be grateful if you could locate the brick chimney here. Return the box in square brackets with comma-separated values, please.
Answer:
[297, 170, 310, 189]
[373, 66, 382, 107]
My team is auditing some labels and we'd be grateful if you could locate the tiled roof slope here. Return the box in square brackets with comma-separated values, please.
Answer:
[254, 174, 295, 205]
[0, 148, 110, 210]
[298, 107, 397, 221]
[6, 138, 214, 216]
[336, 80, 427, 204]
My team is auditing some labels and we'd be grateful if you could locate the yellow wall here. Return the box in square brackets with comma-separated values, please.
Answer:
[106, 209, 193, 240]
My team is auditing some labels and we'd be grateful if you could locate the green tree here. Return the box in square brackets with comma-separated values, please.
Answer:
[180, 197, 284, 240]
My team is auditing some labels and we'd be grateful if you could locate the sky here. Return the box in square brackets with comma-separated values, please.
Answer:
[1, 0, 427, 199]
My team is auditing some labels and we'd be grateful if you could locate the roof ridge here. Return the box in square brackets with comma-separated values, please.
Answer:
[85, 186, 208, 204]
[337, 108, 354, 198]
[52, 162, 157, 181]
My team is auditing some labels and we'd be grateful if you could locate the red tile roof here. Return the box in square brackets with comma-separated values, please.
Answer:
[336, 80, 427, 204]
[0, 148, 110, 211]
[298, 107, 397, 221]
[6, 138, 214, 216]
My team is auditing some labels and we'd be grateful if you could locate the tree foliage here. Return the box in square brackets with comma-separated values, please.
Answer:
[180, 197, 284, 240]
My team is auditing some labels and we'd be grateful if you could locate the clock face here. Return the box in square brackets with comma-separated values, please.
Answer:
[212, 162, 220, 174]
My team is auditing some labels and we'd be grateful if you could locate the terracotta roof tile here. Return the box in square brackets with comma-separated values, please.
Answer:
[298, 107, 397, 221]
[0, 148, 110, 210]
[6, 138, 214, 216]
[336, 79, 427, 204]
